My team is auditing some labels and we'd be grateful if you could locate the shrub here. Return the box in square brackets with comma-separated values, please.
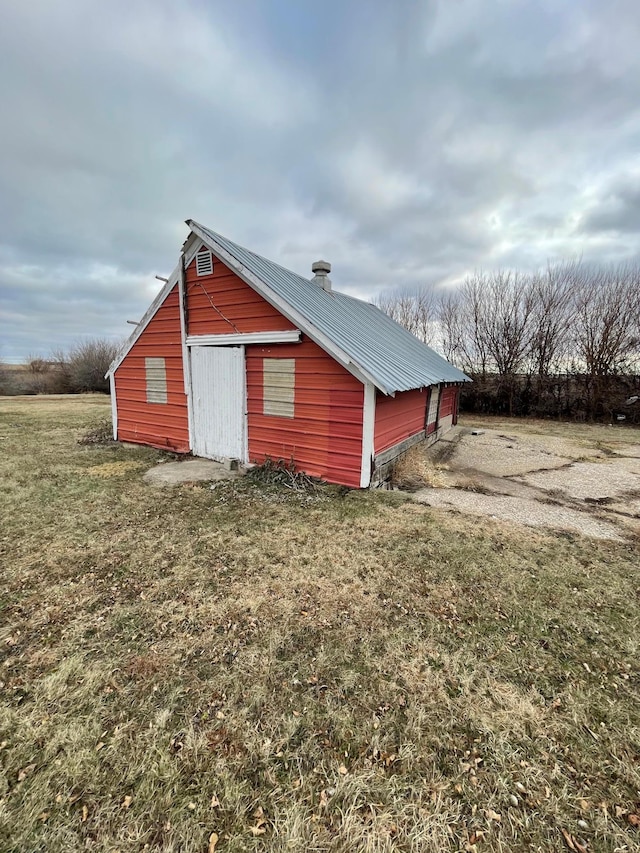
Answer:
[0, 339, 121, 397]
[0, 364, 18, 395]
[65, 338, 121, 394]
[26, 356, 51, 375]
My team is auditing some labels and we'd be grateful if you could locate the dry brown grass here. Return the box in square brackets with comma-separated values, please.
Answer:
[391, 444, 449, 491]
[459, 413, 640, 455]
[0, 397, 639, 852]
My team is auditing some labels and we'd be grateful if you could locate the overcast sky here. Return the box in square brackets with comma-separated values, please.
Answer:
[1, 0, 639, 362]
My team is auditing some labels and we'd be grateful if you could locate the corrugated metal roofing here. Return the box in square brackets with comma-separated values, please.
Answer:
[190, 221, 471, 395]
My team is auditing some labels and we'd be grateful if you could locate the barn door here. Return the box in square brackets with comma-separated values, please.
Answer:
[190, 346, 246, 461]
[426, 385, 440, 435]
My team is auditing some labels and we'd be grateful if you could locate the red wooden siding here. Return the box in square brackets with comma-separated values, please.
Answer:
[374, 388, 428, 454]
[113, 285, 190, 451]
[185, 251, 296, 336]
[439, 386, 458, 421]
[246, 337, 364, 489]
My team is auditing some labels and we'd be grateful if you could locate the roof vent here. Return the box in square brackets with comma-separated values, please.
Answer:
[196, 250, 213, 277]
[311, 260, 332, 292]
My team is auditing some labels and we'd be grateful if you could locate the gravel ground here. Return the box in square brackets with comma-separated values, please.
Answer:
[441, 469, 543, 500]
[516, 457, 640, 500]
[416, 425, 639, 540]
[414, 488, 623, 540]
[610, 444, 640, 458]
[441, 431, 573, 477]
[487, 431, 606, 460]
[608, 497, 640, 516]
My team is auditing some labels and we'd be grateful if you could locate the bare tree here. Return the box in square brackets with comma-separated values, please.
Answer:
[379, 259, 640, 420]
[26, 354, 51, 375]
[65, 338, 121, 393]
[456, 273, 492, 376]
[572, 264, 640, 377]
[438, 289, 465, 365]
[478, 271, 535, 378]
[529, 263, 575, 379]
[375, 286, 436, 345]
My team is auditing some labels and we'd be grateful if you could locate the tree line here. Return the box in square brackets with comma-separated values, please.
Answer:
[0, 338, 121, 396]
[376, 261, 640, 421]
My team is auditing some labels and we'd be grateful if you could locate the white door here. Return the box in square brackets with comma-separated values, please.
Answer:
[190, 346, 246, 460]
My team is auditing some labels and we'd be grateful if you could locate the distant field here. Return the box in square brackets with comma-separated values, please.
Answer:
[0, 396, 638, 852]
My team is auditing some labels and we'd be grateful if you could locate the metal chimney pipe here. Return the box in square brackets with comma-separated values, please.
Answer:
[311, 260, 332, 292]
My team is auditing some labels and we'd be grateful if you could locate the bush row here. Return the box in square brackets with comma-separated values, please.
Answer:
[0, 339, 121, 395]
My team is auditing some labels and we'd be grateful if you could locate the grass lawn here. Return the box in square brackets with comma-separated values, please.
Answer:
[0, 396, 638, 852]
[451, 413, 640, 452]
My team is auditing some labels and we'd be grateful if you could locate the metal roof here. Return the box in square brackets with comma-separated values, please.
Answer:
[189, 221, 471, 395]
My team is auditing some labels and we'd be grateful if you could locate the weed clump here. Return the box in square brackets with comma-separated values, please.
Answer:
[247, 457, 323, 492]
[78, 420, 116, 446]
[391, 444, 449, 491]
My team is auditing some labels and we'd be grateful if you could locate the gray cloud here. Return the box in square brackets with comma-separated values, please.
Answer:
[1, 0, 640, 360]
[580, 177, 640, 235]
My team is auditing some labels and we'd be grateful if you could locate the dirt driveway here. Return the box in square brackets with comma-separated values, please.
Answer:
[413, 417, 640, 540]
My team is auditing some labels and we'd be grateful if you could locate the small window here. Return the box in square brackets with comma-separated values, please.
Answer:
[263, 358, 295, 418]
[145, 357, 167, 403]
[196, 250, 213, 276]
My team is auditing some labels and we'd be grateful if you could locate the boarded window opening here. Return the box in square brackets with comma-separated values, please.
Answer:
[196, 250, 213, 276]
[145, 357, 167, 404]
[263, 358, 295, 418]
[426, 385, 439, 433]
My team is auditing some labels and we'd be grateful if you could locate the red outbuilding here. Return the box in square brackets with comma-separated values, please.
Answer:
[106, 221, 470, 488]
